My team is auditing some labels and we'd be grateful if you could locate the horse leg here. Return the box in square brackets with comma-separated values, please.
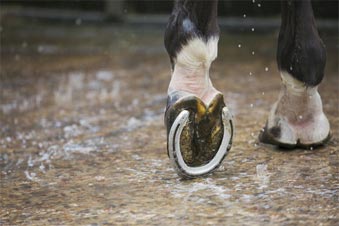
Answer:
[164, 0, 233, 178]
[259, 0, 330, 148]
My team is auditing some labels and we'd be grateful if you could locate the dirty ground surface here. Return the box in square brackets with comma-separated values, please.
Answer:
[0, 19, 338, 225]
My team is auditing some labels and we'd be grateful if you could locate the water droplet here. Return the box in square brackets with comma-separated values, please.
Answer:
[243, 14, 247, 18]
[310, 146, 314, 150]
[298, 115, 303, 120]
[249, 72, 253, 76]
[252, 51, 255, 55]
[262, 92, 265, 95]
[75, 18, 82, 25]
[251, 28, 255, 32]
[290, 66, 293, 71]
[257, 3, 261, 7]
[238, 44, 242, 48]
[265, 67, 269, 71]
[251, 132, 255, 137]
[252, 0, 256, 3]
[95, 176, 106, 181]
[37, 46, 44, 53]
[39, 164, 45, 172]
[250, 103, 254, 108]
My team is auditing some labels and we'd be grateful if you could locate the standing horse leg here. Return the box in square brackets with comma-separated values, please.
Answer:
[164, 0, 233, 178]
[259, 0, 330, 148]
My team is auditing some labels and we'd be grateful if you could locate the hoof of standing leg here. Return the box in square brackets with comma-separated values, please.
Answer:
[165, 93, 233, 178]
[259, 121, 331, 149]
[259, 72, 331, 149]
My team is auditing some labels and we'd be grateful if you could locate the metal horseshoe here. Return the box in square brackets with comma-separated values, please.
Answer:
[168, 106, 233, 178]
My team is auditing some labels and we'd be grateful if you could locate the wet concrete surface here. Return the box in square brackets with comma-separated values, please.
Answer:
[0, 19, 338, 225]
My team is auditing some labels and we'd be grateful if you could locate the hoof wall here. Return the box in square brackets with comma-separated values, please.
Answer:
[259, 122, 331, 149]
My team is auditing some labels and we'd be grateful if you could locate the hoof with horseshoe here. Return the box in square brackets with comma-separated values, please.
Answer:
[165, 92, 233, 179]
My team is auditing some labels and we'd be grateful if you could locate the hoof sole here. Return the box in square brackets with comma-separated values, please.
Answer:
[165, 94, 233, 178]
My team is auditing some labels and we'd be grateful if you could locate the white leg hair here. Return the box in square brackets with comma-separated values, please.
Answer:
[168, 37, 220, 105]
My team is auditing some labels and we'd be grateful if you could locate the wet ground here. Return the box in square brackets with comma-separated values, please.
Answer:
[1, 19, 338, 225]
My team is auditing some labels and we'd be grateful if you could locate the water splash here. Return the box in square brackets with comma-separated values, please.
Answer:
[255, 164, 270, 189]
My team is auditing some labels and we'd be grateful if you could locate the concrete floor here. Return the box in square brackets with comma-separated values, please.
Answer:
[0, 19, 338, 225]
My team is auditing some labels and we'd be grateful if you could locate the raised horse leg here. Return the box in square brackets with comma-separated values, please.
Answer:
[259, 0, 330, 148]
[164, 0, 233, 178]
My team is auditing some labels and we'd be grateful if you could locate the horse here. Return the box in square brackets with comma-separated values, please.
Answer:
[163, 0, 330, 178]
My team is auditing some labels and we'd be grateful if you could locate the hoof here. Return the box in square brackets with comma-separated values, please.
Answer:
[165, 93, 233, 178]
[259, 122, 331, 149]
[259, 72, 331, 149]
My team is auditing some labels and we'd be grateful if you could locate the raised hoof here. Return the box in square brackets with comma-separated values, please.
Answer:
[165, 93, 233, 178]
